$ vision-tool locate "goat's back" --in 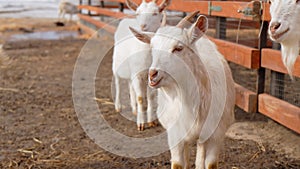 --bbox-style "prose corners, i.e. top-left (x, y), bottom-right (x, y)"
top-left (113, 19), bottom-right (152, 79)
top-left (195, 36), bottom-right (235, 141)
